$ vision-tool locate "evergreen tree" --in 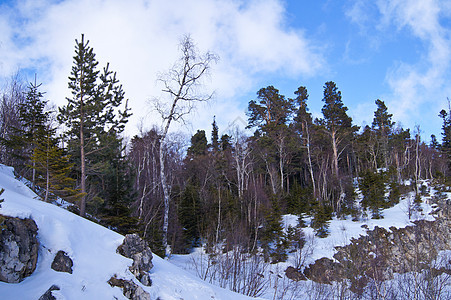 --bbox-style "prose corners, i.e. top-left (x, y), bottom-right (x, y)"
top-left (31, 128), bottom-right (81, 203)
top-left (311, 202), bottom-right (332, 237)
top-left (58, 34), bottom-right (131, 216)
top-left (178, 183), bottom-right (202, 250)
top-left (320, 81), bottom-right (358, 212)
top-left (247, 86), bottom-right (295, 194)
top-left (1, 79), bottom-right (48, 181)
top-left (372, 99), bottom-right (394, 169)
top-left (220, 134), bottom-right (231, 151)
top-left (211, 117), bottom-right (219, 152)
top-left (439, 99), bottom-right (451, 175)
top-left (321, 81), bottom-right (356, 178)
top-left (359, 170), bottom-right (386, 219)
top-left (187, 130), bottom-right (208, 157)
top-left (98, 144), bottom-right (138, 235)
